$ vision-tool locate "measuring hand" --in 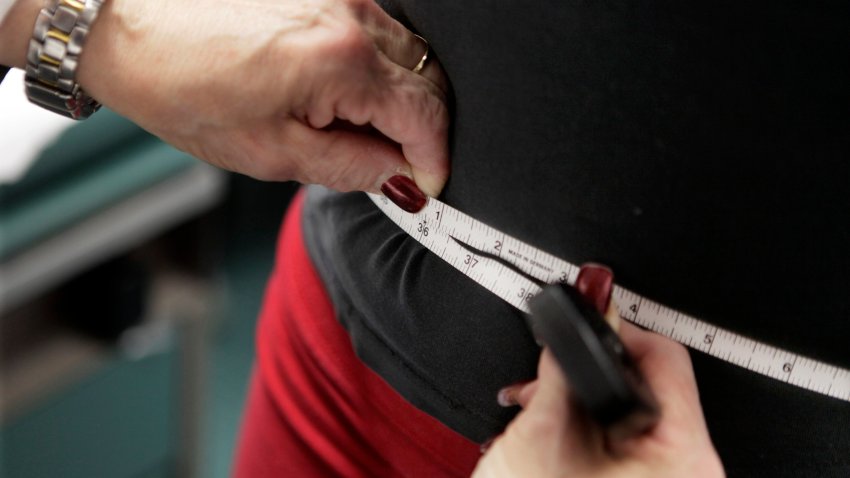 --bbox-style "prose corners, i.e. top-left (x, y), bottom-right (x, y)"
top-left (369, 193), bottom-right (850, 404)
top-left (527, 279), bottom-right (660, 440)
